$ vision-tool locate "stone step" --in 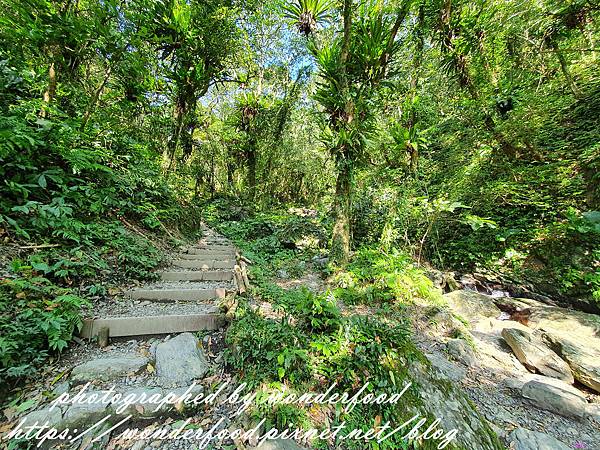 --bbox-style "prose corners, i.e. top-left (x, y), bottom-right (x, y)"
top-left (129, 287), bottom-right (226, 302)
top-left (159, 270), bottom-right (233, 281)
top-left (172, 259), bottom-right (235, 269)
top-left (80, 311), bottom-right (225, 339)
